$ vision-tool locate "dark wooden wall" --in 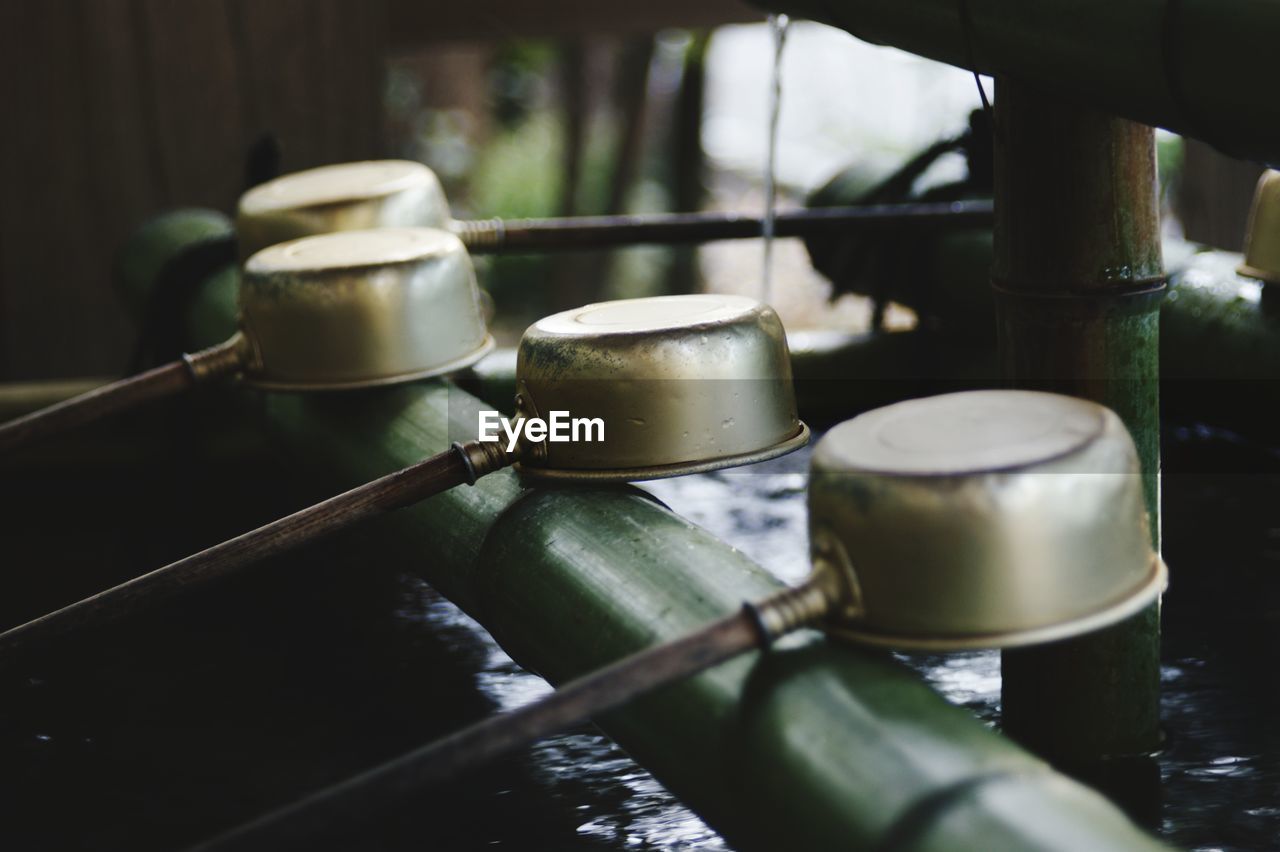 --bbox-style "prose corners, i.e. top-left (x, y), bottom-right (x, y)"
top-left (383, 0), bottom-right (755, 44)
top-left (0, 0), bottom-right (385, 380)
top-left (0, 0), bottom-right (759, 380)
